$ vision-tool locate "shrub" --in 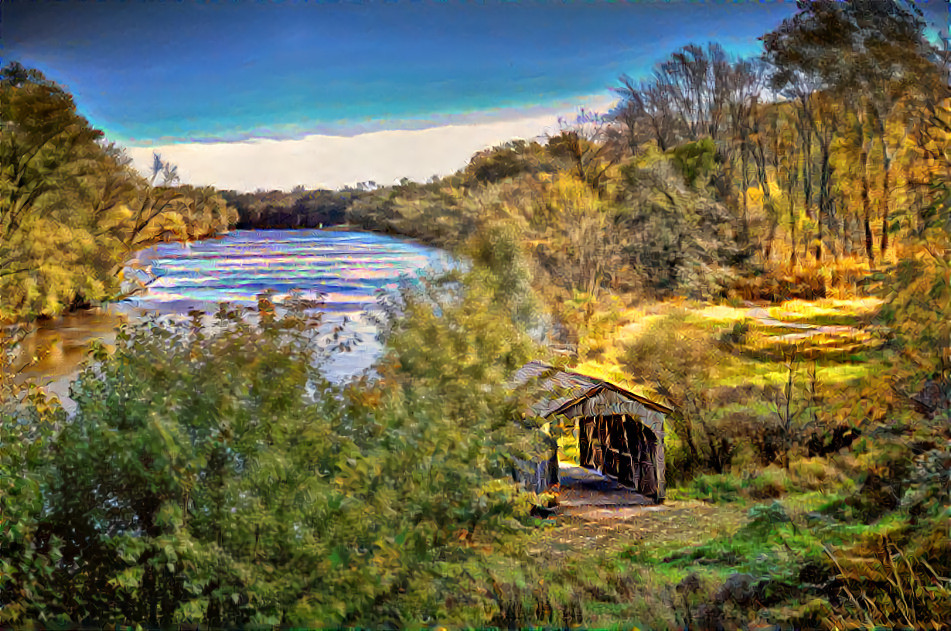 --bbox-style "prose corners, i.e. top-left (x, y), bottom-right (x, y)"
top-left (684, 473), bottom-right (744, 503)
top-left (0, 279), bottom-right (546, 626)
top-left (624, 311), bottom-right (740, 476)
top-left (746, 467), bottom-right (789, 499)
